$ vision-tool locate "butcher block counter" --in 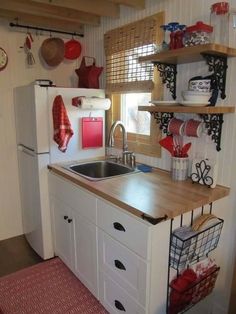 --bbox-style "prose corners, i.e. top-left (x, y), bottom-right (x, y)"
top-left (48, 163), bottom-right (230, 222)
